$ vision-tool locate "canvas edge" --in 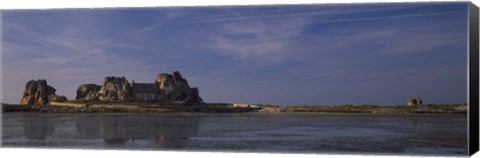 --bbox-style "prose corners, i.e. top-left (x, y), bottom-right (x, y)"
top-left (468, 1), bottom-right (480, 156)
